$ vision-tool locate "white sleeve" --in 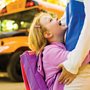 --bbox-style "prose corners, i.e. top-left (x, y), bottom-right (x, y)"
top-left (62, 0), bottom-right (90, 74)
